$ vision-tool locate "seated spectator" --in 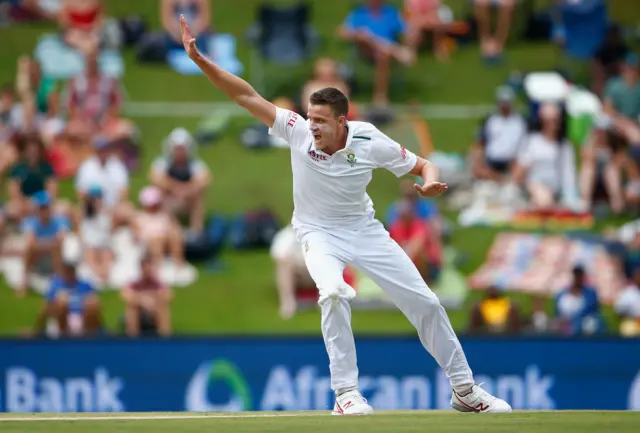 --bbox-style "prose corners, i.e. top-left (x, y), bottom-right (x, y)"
top-left (468, 286), bottom-right (521, 334)
top-left (19, 191), bottom-right (70, 297)
top-left (615, 268), bottom-right (640, 337)
top-left (528, 295), bottom-right (550, 334)
top-left (473, 0), bottom-right (516, 60)
top-left (134, 186), bottom-right (185, 269)
top-left (78, 185), bottom-right (112, 284)
top-left (75, 136), bottom-right (133, 228)
top-left (65, 52), bottom-right (134, 151)
top-left (337, 0), bottom-right (415, 106)
top-left (6, 134), bottom-right (57, 221)
top-left (405, 0), bottom-right (461, 62)
top-left (121, 254), bottom-right (173, 337)
top-left (59, 0), bottom-right (104, 56)
top-left (470, 86), bottom-right (527, 182)
top-left (270, 224), bottom-right (316, 319)
top-left (591, 24), bottom-right (629, 97)
top-left (579, 114), bottom-right (640, 214)
top-left (389, 200), bottom-right (442, 284)
top-left (386, 179), bottom-right (440, 230)
top-left (604, 53), bottom-right (640, 148)
top-left (300, 58), bottom-right (360, 120)
top-left (32, 259), bottom-right (102, 337)
top-left (15, 56), bottom-right (64, 147)
top-left (161, 0), bottom-right (211, 56)
top-left (150, 128), bottom-right (211, 235)
top-left (511, 103), bottom-right (578, 211)
top-left (0, 83), bottom-right (20, 176)
top-left (554, 265), bottom-right (605, 336)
